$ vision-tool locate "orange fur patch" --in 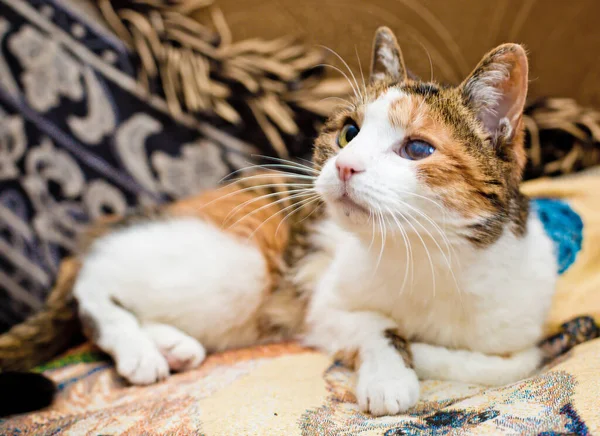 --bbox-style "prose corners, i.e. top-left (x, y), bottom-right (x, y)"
top-left (387, 93), bottom-right (501, 219)
top-left (167, 173), bottom-right (294, 279)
